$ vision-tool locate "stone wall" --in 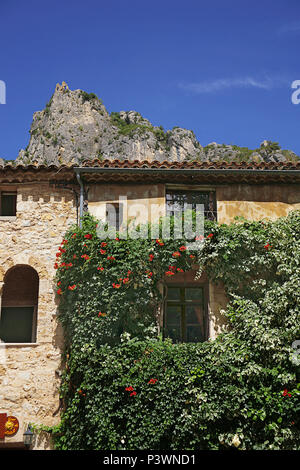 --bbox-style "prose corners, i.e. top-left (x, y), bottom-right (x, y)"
top-left (0, 183), bottom-right (77, 449)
